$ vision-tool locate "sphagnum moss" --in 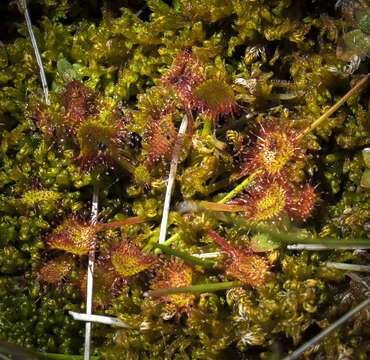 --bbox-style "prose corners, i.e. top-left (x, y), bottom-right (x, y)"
top-left (0, 1), bottom-right (369, 359)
